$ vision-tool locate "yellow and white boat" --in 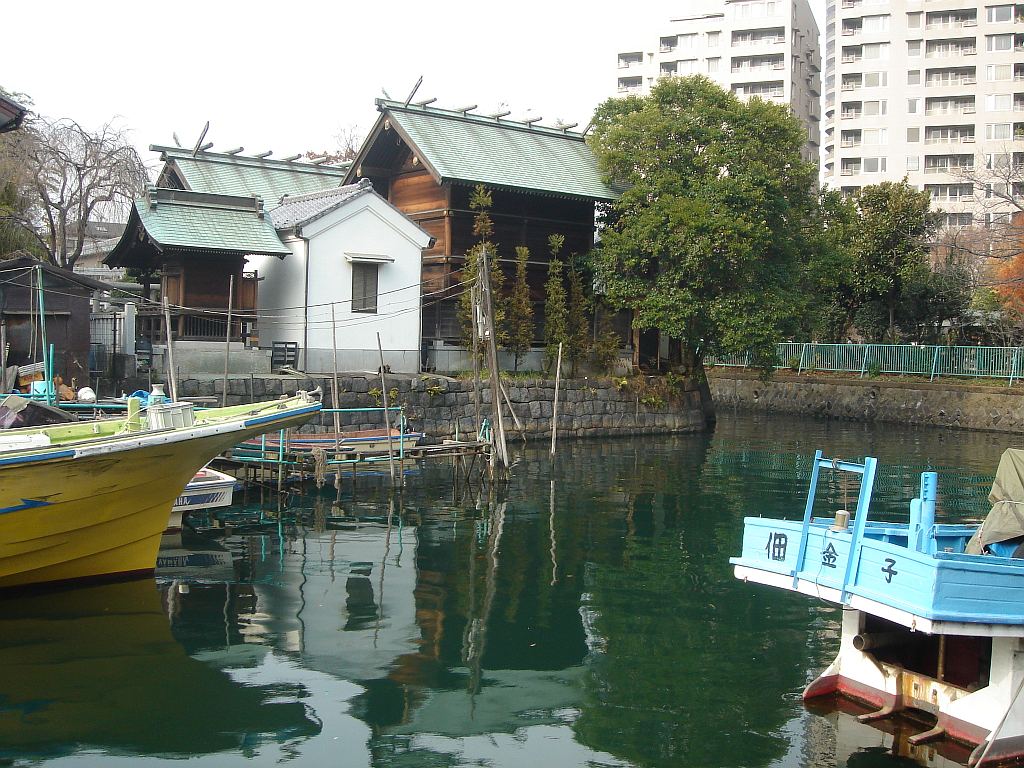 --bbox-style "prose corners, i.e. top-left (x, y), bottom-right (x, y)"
top-left (0, 392), bottom-right (321, 589)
